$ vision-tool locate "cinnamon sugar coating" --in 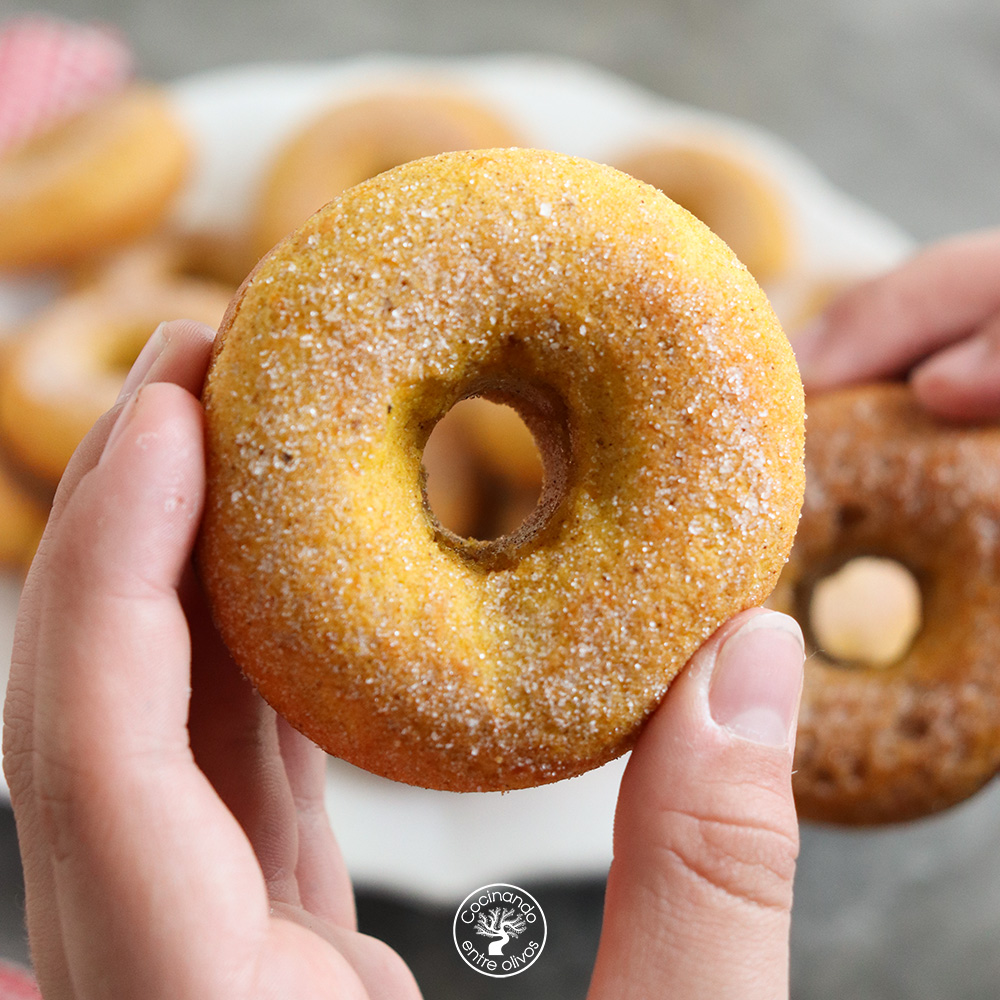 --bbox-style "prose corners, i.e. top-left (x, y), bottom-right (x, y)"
top-left (771, 384), bottom-right (1000, 824)
top-left (198, 148), bottom-right (804, 791)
